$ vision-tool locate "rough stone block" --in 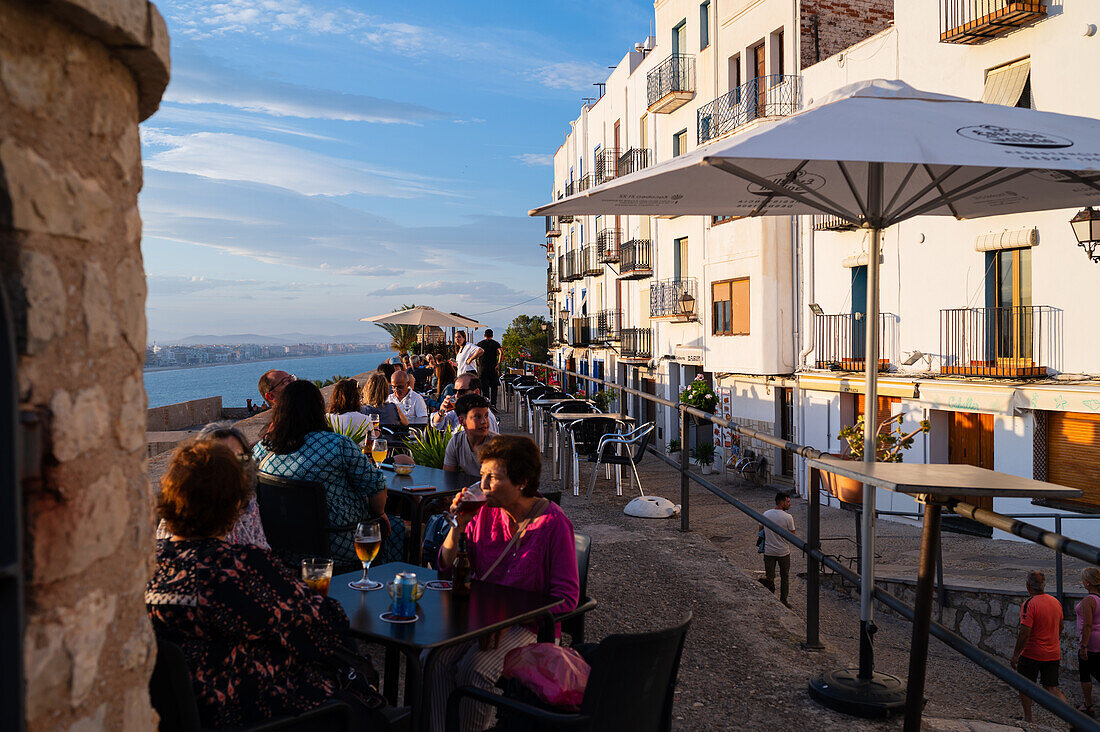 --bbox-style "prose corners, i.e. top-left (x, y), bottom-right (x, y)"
top-left (959, 612), bottom-right (983, 645)
top-left (20, 249), bottom-right (67, 354)
top-left (43, 0), bottom-right (149, 47)
top-left (50, 386), bottom-right (110, 461)
top-left (83, 260), bottom-right (118, 347)
top-left (118, 376), bottom-right (147, 451)
top-left (115, 256), bottom-right (147, 358)
top-left (987, 627), bottom-right (1016, 657)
